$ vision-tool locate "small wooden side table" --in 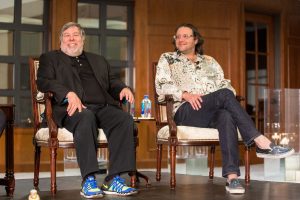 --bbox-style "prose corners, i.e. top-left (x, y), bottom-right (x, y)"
top-left (0, 104), bottom-right (15, 197)
top-left (130, 117), bottom-right (155, 187)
